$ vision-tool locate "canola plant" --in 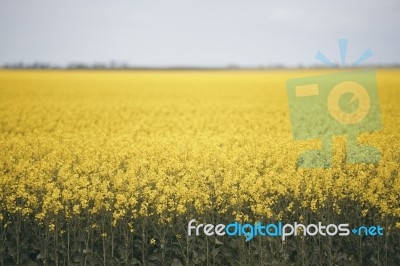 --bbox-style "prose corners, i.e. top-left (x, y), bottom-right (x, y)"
top-left (0, 70), bottom-right (399, 265)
